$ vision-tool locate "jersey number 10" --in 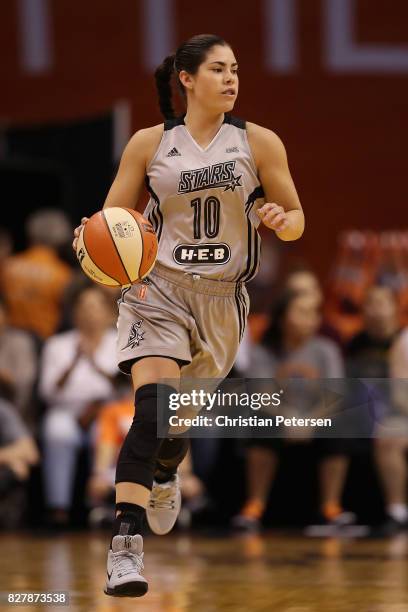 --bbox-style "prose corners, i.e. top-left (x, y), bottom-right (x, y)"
top-left (191, 196), bottom-right (220, 239)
